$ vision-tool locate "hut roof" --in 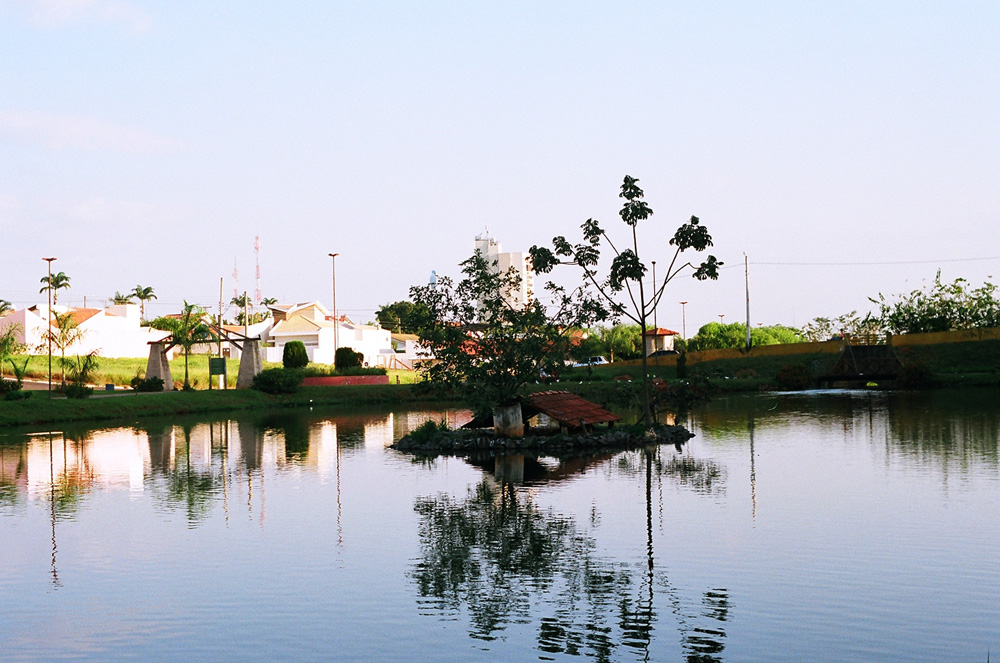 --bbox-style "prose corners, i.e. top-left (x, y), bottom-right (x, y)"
top-left (526, 391), bottom-right (621, 427)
